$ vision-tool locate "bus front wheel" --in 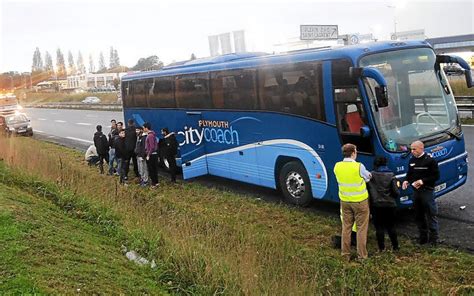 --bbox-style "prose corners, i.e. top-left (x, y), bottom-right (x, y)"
top-left (278, 161), bottom-right (312, 206)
